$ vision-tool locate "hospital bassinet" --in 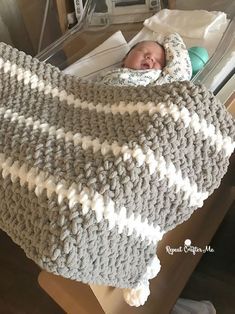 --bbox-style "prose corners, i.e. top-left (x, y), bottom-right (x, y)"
top-left (37, 0), bottom-right (235, 94)
top-left (1, 1), bottom-right (234, 313)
